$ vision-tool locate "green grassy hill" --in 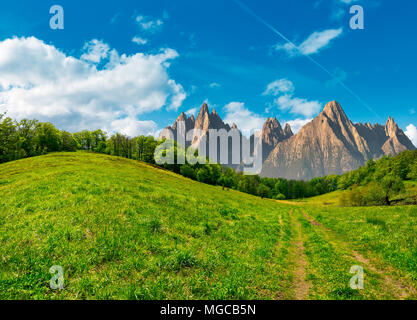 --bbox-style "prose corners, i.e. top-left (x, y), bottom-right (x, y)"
top-left (1, 152), bottom-right (416, 300)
